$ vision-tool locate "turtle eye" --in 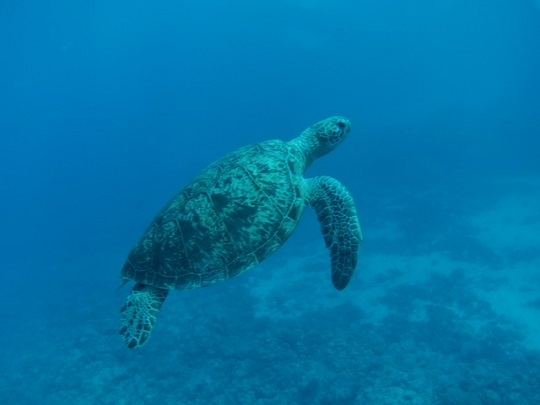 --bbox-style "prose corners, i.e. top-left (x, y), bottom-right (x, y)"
top-left (336, 122), bottom-right (346, 130)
